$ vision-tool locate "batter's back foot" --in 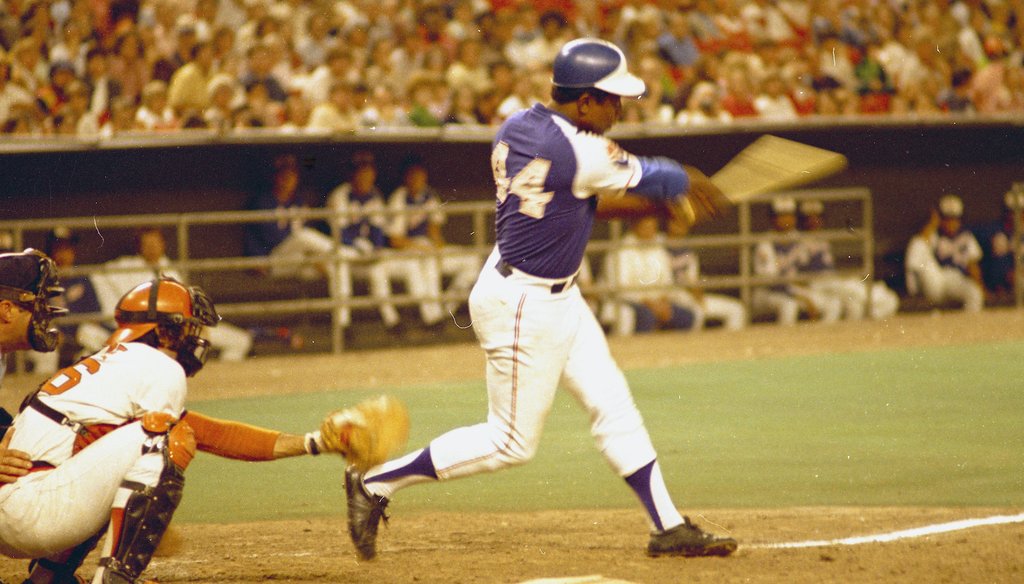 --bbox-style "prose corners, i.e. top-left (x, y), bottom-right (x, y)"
top-left (646, 517), bottom-right (737, 558)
